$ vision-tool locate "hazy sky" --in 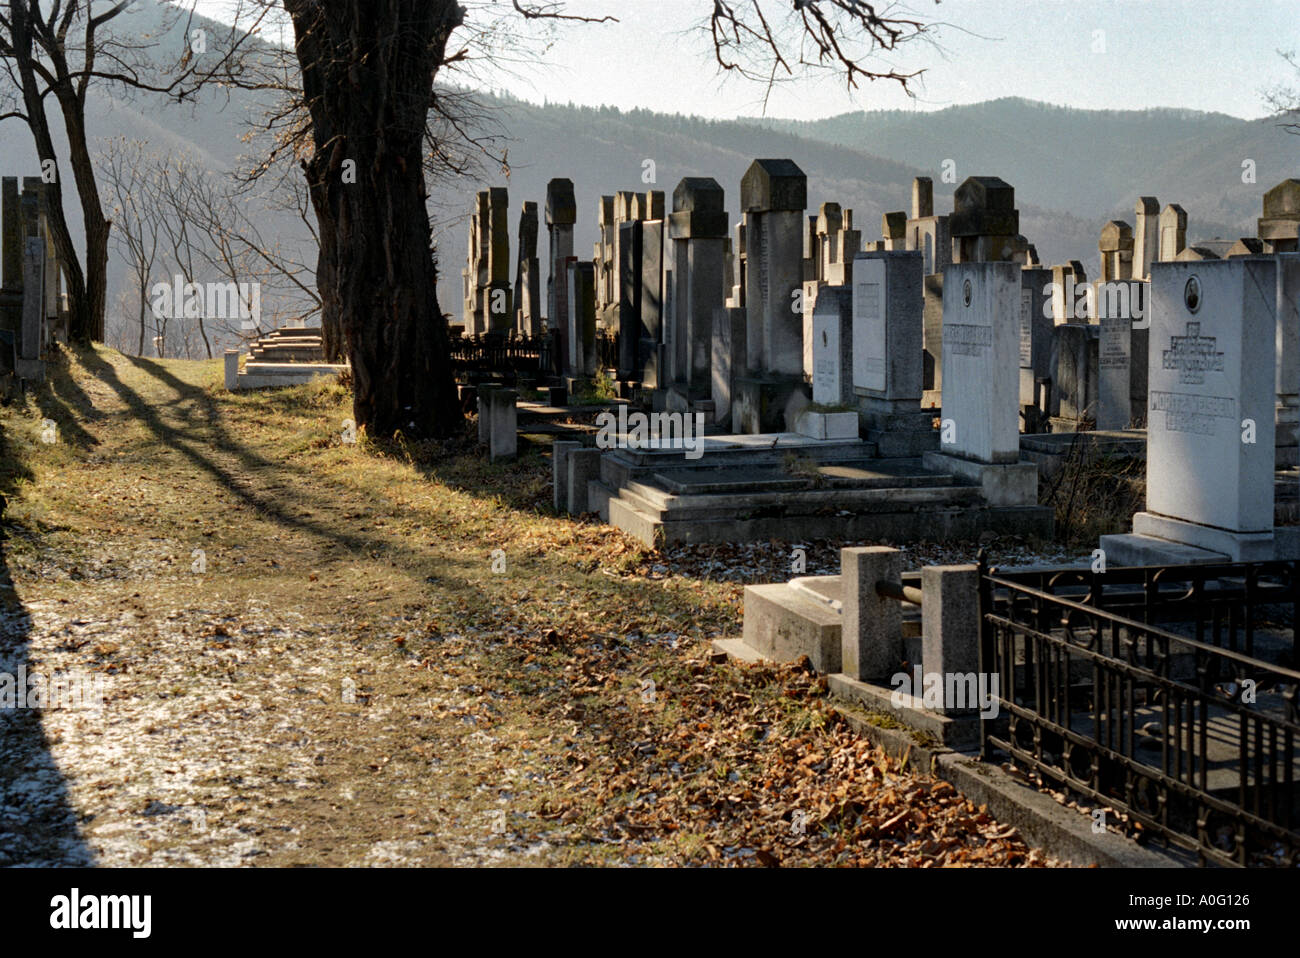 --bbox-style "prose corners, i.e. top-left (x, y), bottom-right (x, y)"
top-left (200, 0), bottom-right (1300, 120)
